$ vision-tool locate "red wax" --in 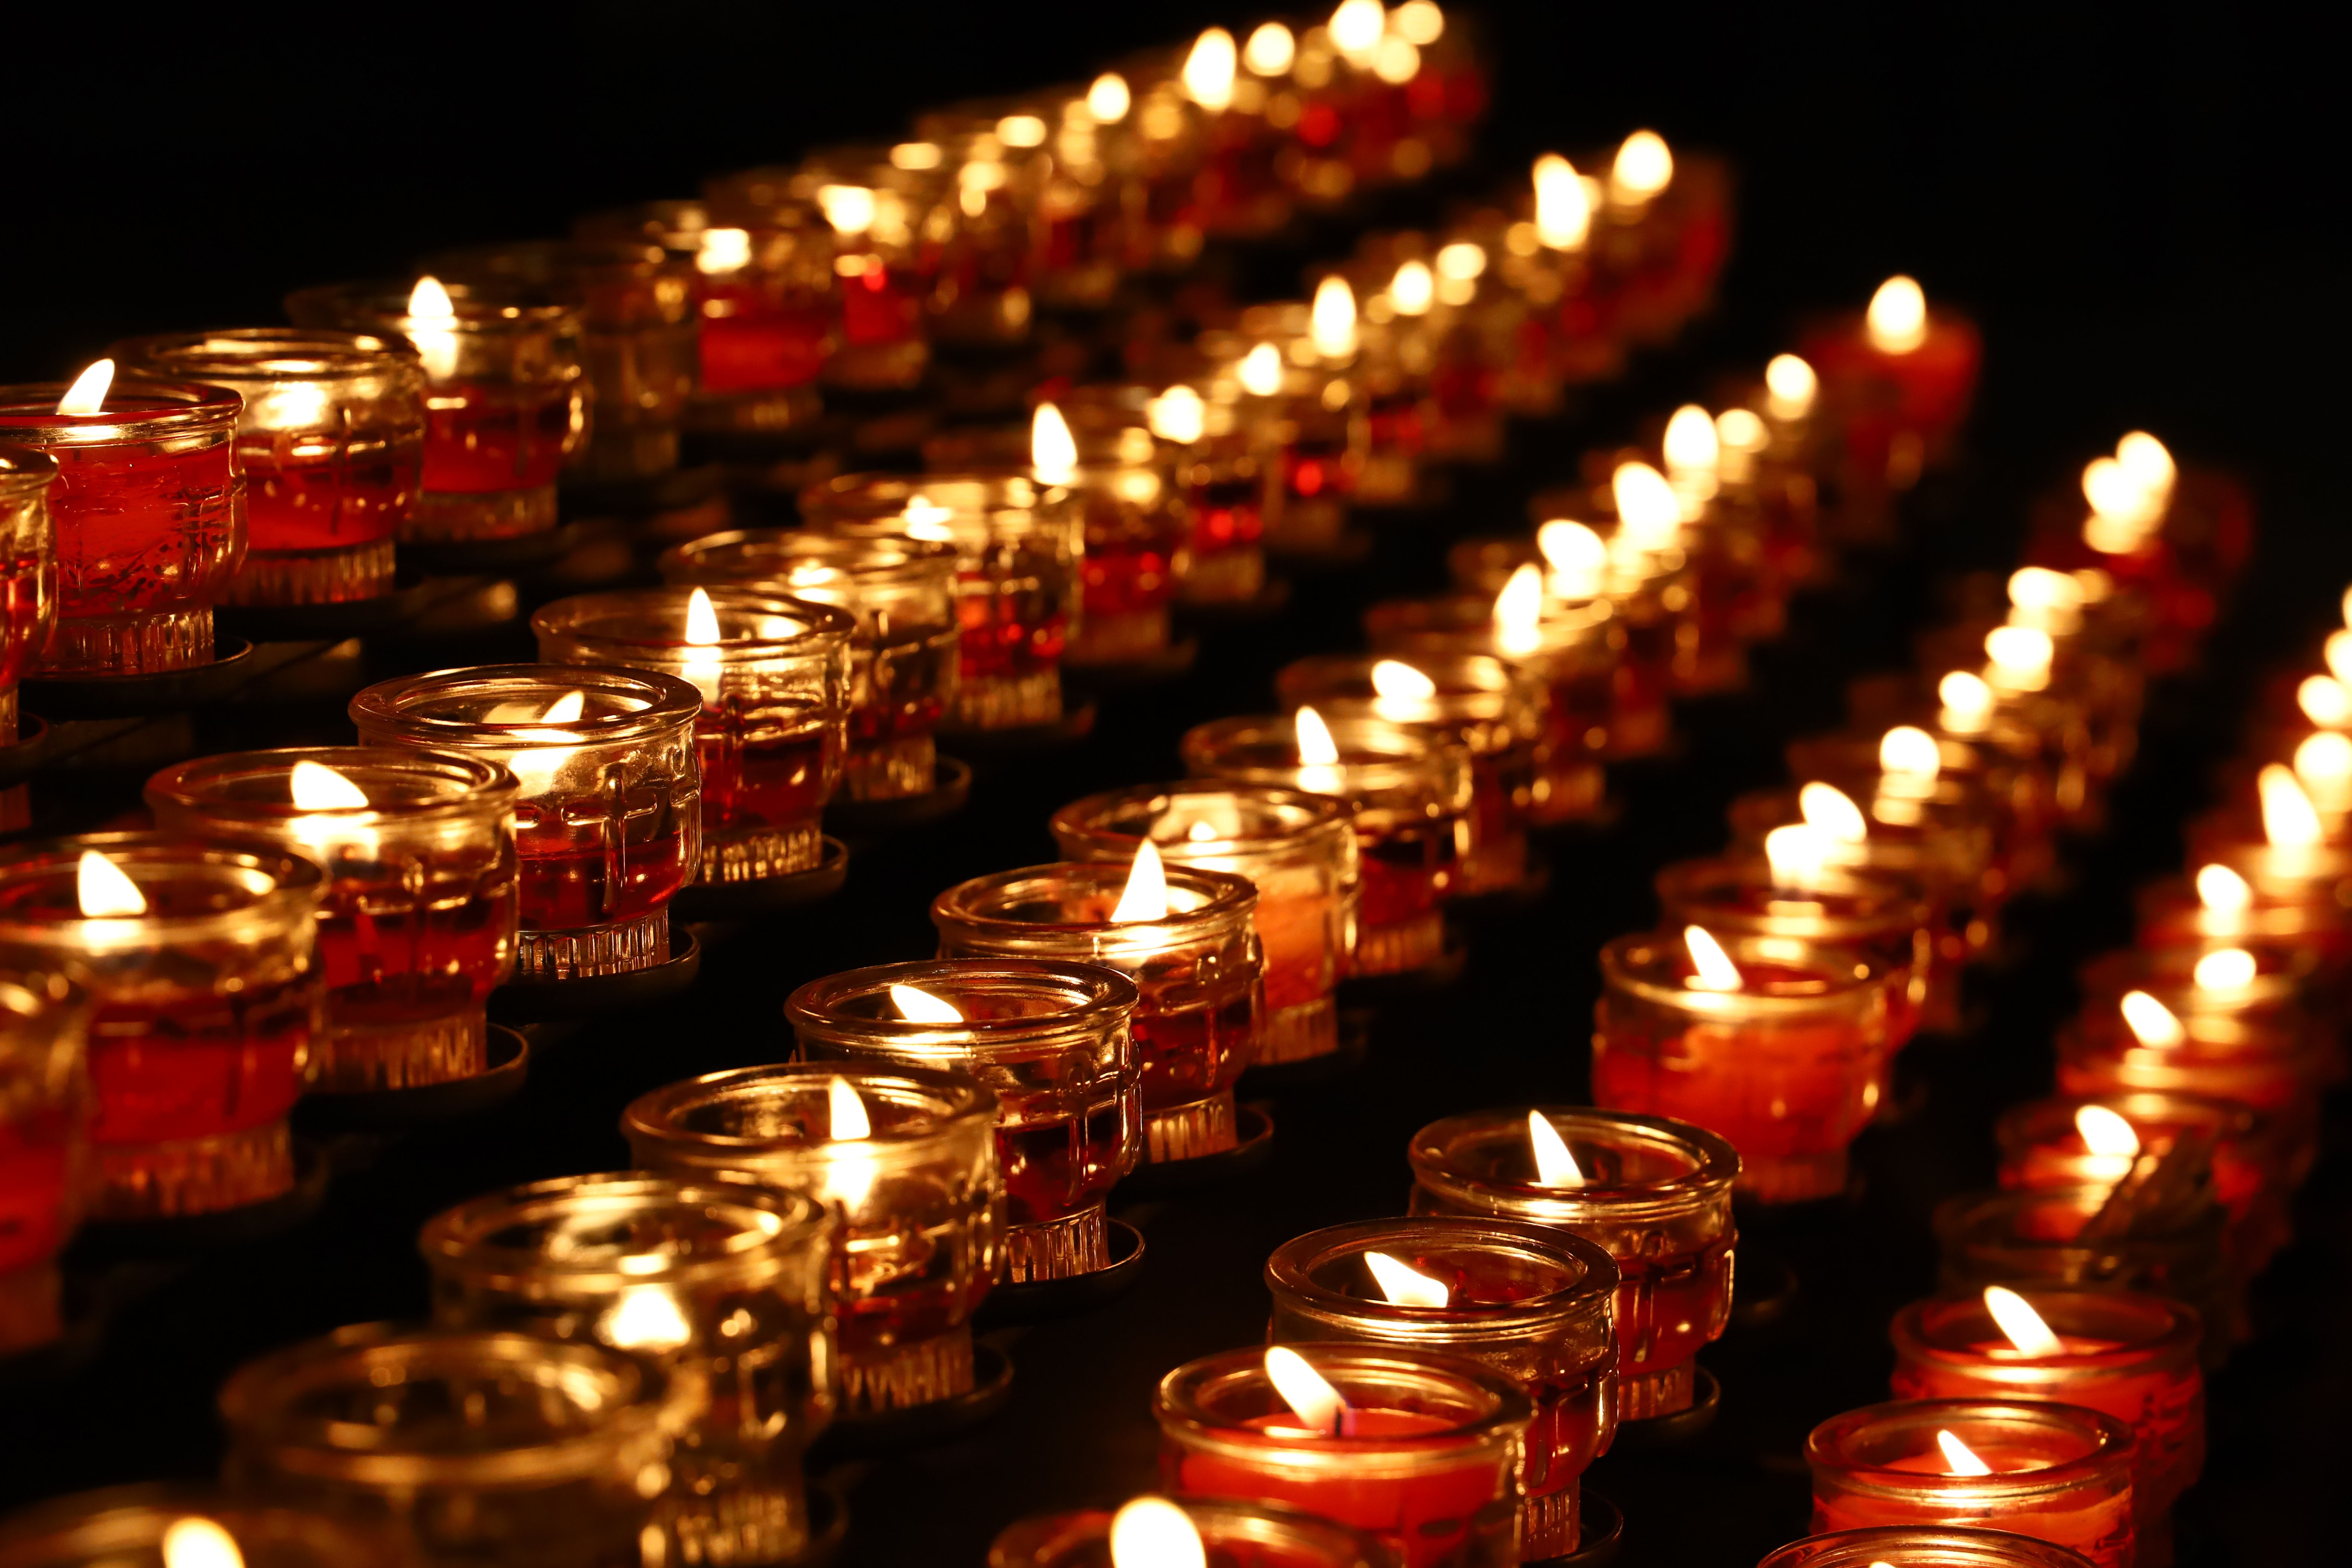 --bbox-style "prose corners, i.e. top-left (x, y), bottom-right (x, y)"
top-left (837, 264), bottom-right (923, 348)
top-left (313, 876), bottom-right (511, 1035)
top-left (1079, 537), bottom-right (1177, 626)
top-left (28, 438), bottom-right (237, 624)
top-left (998, 1098), bottom-right (1129, 1228)
top-left (1133, 987), bottom-right (1256, 1113)
top-left (698, 285), bottom-right (830, 392)
top-left (1282, 435), bottom-right (1357, 505)
top-left (85, 977), bottom-right (312, 1147)
top-left (697, 705), bottom-right (838, 836)
top-left (1802, 315), bottom-right (1983, 444)
top-left (957, 582), bottom-right (1066, 688)
top-left (0, 1117), bottom-right (73, 1272)
top-left (513, 814), bottom-right (691, 931)
top-left (0, 546), bottom-right (44, 689)
top-left (238, 426), bottom-right (416, 553)
top-left (1359, 835), bottom-right (1446, 927)
top-left (420, 381), bottom-right (572, 495)
top-left (1182, 471), bottom-right (1266, 560)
